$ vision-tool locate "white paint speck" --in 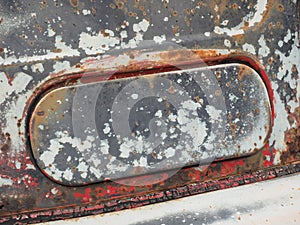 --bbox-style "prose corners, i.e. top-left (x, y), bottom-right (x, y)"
top-left (242, 43), bottom-right (256, 55)
top-left (0, 72), bottom-right (32, 105)
top-left (131, 93), bottom-right (138, 99)
top-left (82, 9), bottom-right (91, 15)
top-left (0, 177), bottom-right (13, 187)
top-left (53, 61), bottom-right (71, 73)
top-left (51, 188), bottom-right (58, 195)
top-left (224, 39), bottom-right (231, 48)
top-left (63, 168), bottom-right (73, 181)
top-left (31, 63), bottom-right (44, 73)
top-left (103, 123), bottom-right (111, 134)
top-left (79, 31), bottom-right (120, 55)
top-left (221, 20), bottom-right (229, 26)
top-left (258, 35), bottom-right (270, 57)
top-left (204, 32), bottom-right (210, 37)
top-left (153, 35), bottom-right (166, 44)
top-left (155, 110), bottom-right (163, 118)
